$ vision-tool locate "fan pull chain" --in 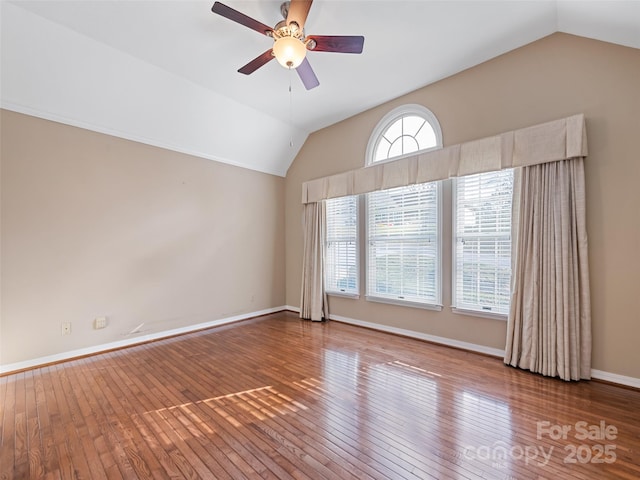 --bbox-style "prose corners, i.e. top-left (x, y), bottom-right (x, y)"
top-left (289, 67), bottom-right (294, 148)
